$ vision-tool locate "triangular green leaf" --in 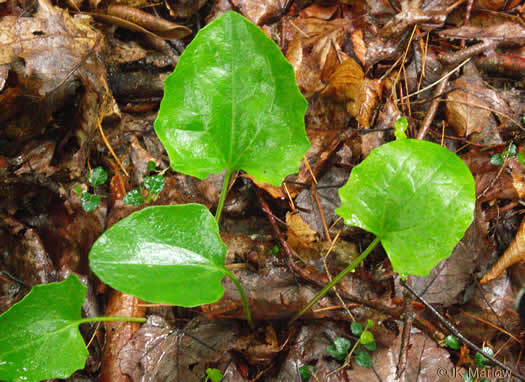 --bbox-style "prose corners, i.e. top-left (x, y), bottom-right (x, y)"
top-left (0, 275), bottom-right (88, 382)
top-left (336, 139), bottom-right (475, 277)
top-left (154, 11), bottom-right (309, 186)
top-left (89, 204), bottom-right (227, 306)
